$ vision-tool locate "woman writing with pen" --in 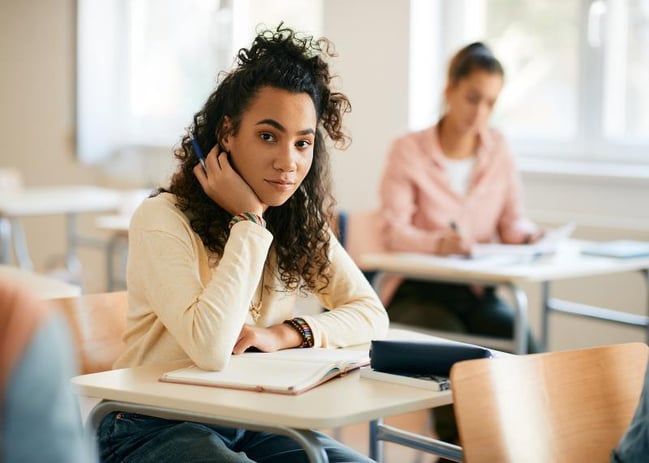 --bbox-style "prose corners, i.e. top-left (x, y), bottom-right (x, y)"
top-left (378, 42), bottom-right (541, 453)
